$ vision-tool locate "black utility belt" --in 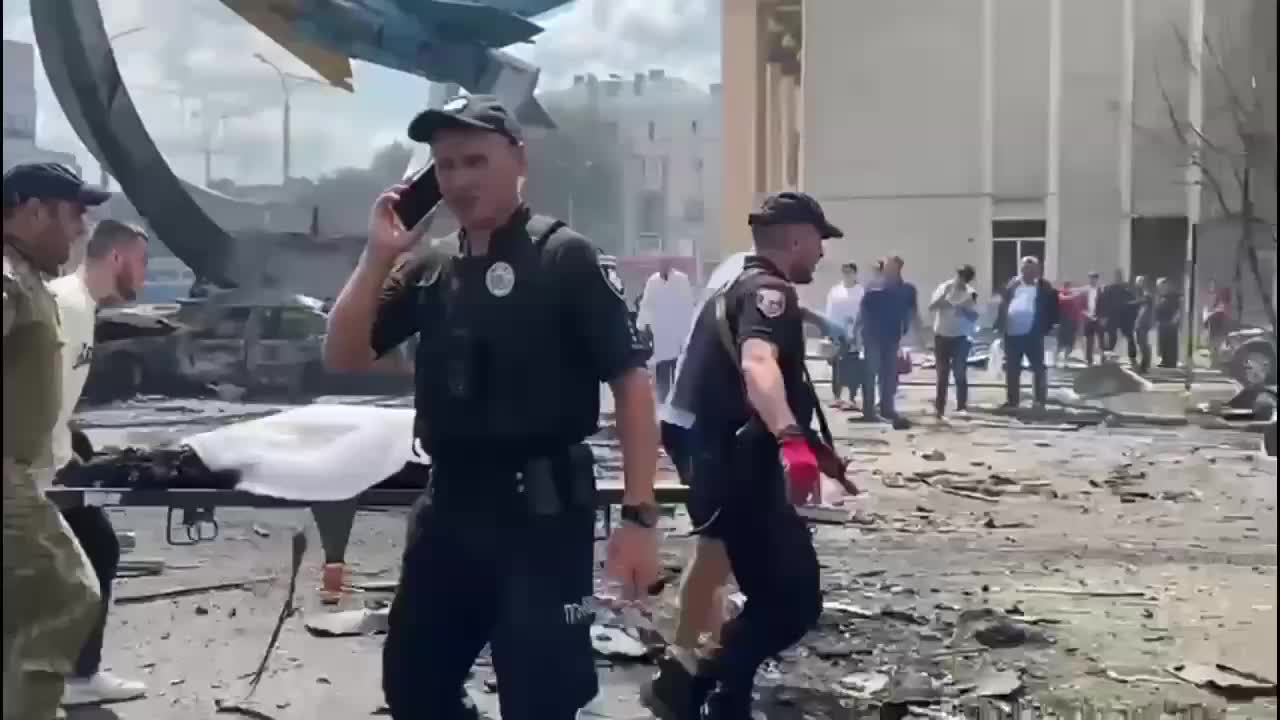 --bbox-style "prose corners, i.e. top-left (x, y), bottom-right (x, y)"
top-left (430, 443), bottom-right (597, 517)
